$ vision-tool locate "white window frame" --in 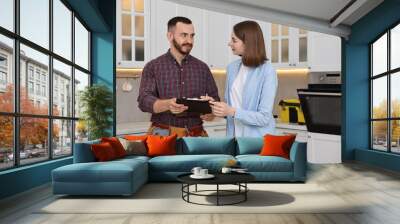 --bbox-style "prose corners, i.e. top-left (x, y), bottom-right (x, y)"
top-left (116, 0), bottom-right (150, 68)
